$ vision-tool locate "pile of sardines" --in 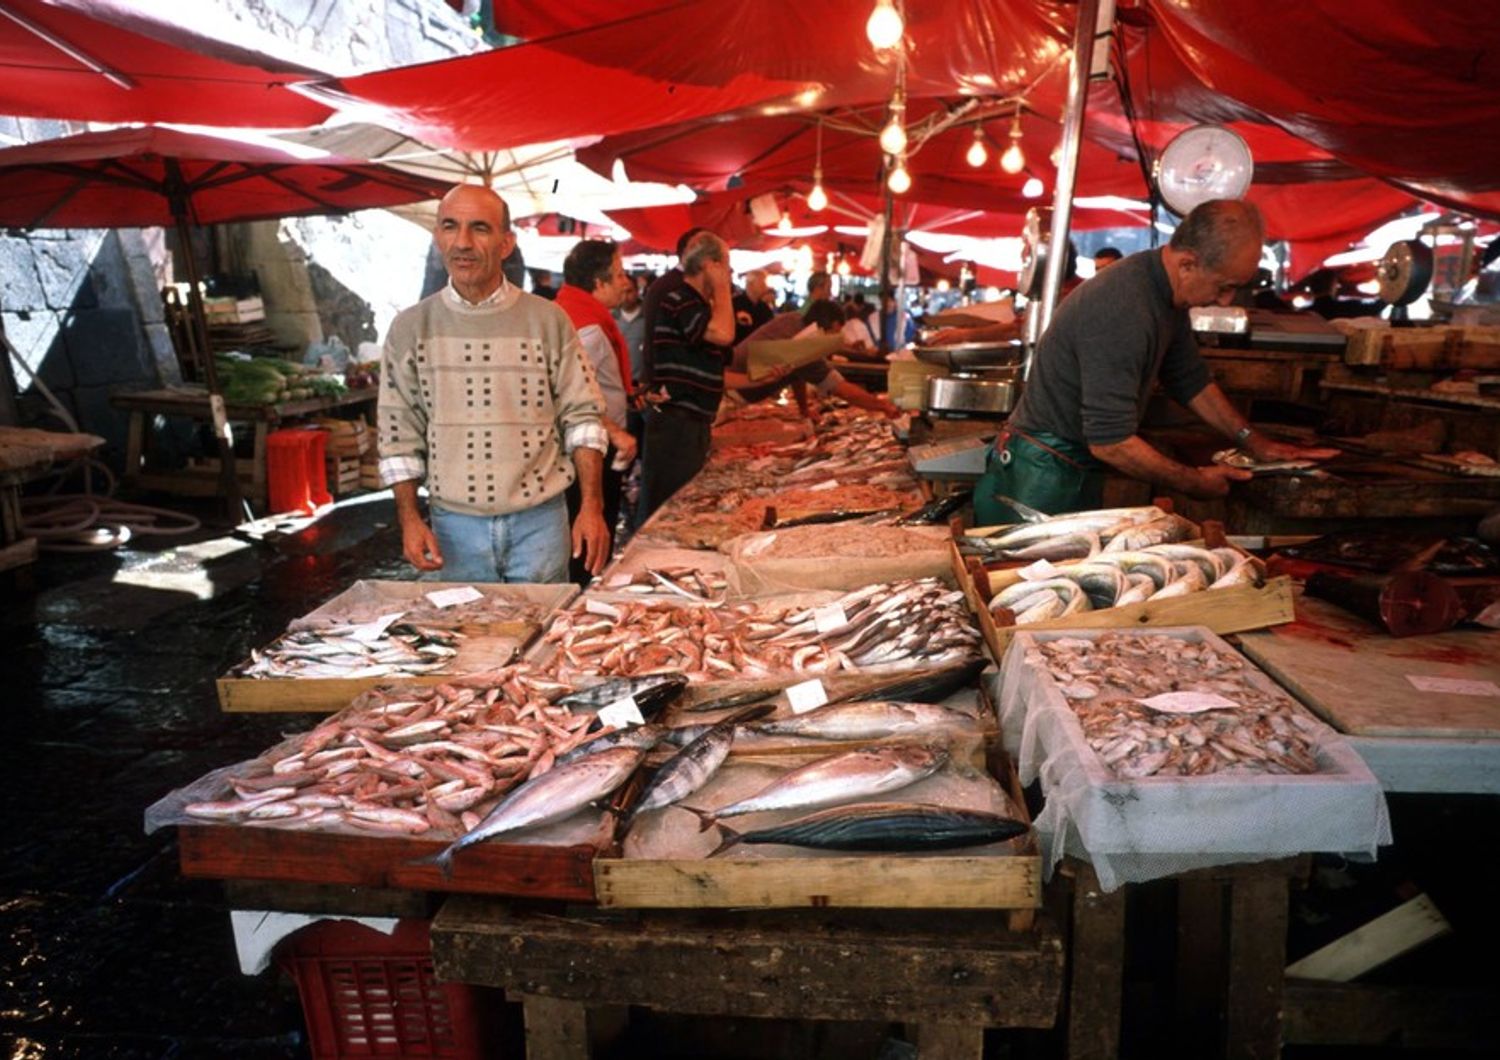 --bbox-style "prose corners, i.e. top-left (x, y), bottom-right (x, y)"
top-left (236, 620), bottom-right (463, 680)
top-left (542, 578), bottom-right (983, 679)
top-left (1024, 632), bottom-right (1324, 779)
top-left (964, 506), bottom-right (1265, 624)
